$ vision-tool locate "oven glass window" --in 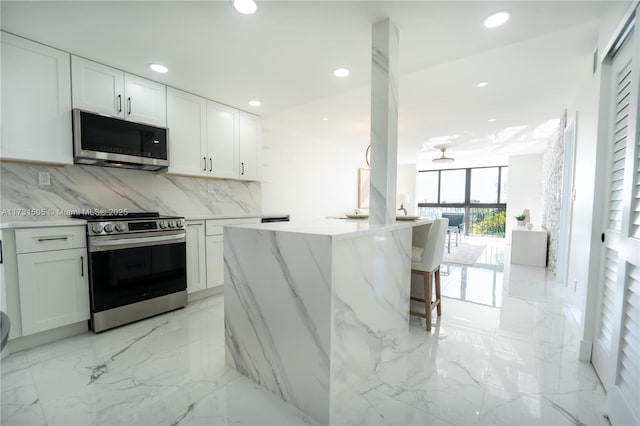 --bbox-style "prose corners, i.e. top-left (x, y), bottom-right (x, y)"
top-left (89, 243), bottom-right (186, 312)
